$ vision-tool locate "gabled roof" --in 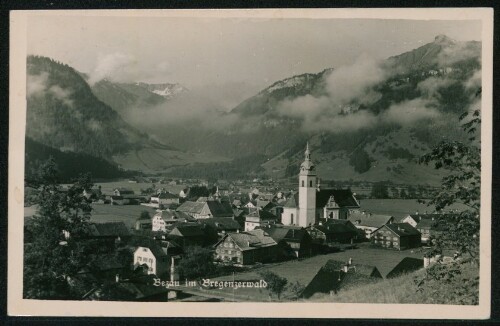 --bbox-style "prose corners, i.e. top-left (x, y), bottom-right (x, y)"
top-left (283, 193), bottom-right (299, 208)
top-left (88, 222), bottom-right (130, 237)
top-left (314, 222), bottom-right (358, 235)
top-left (245, 209), bottom-right (278, 222)
top-left (158, 192), bottom-right (178, 199)
top-left (199, 217), bottom-right (241, 231)
top-left (263, 225), bottom-right (309, 243)
top-left (348, 212), bottom-right (393, 228)
top-left (176, 201), bottom-right (207, 214)
top-left (383, 223), bottom-right (421, 237)
top-left (206, 200), bottom-right (234, 217)
top-left (170, 224), bottom-right (205, 237)
top-left (316, 189), bottom-right (359, 208)
top-left (218, 229), bottom-right (277, 251)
